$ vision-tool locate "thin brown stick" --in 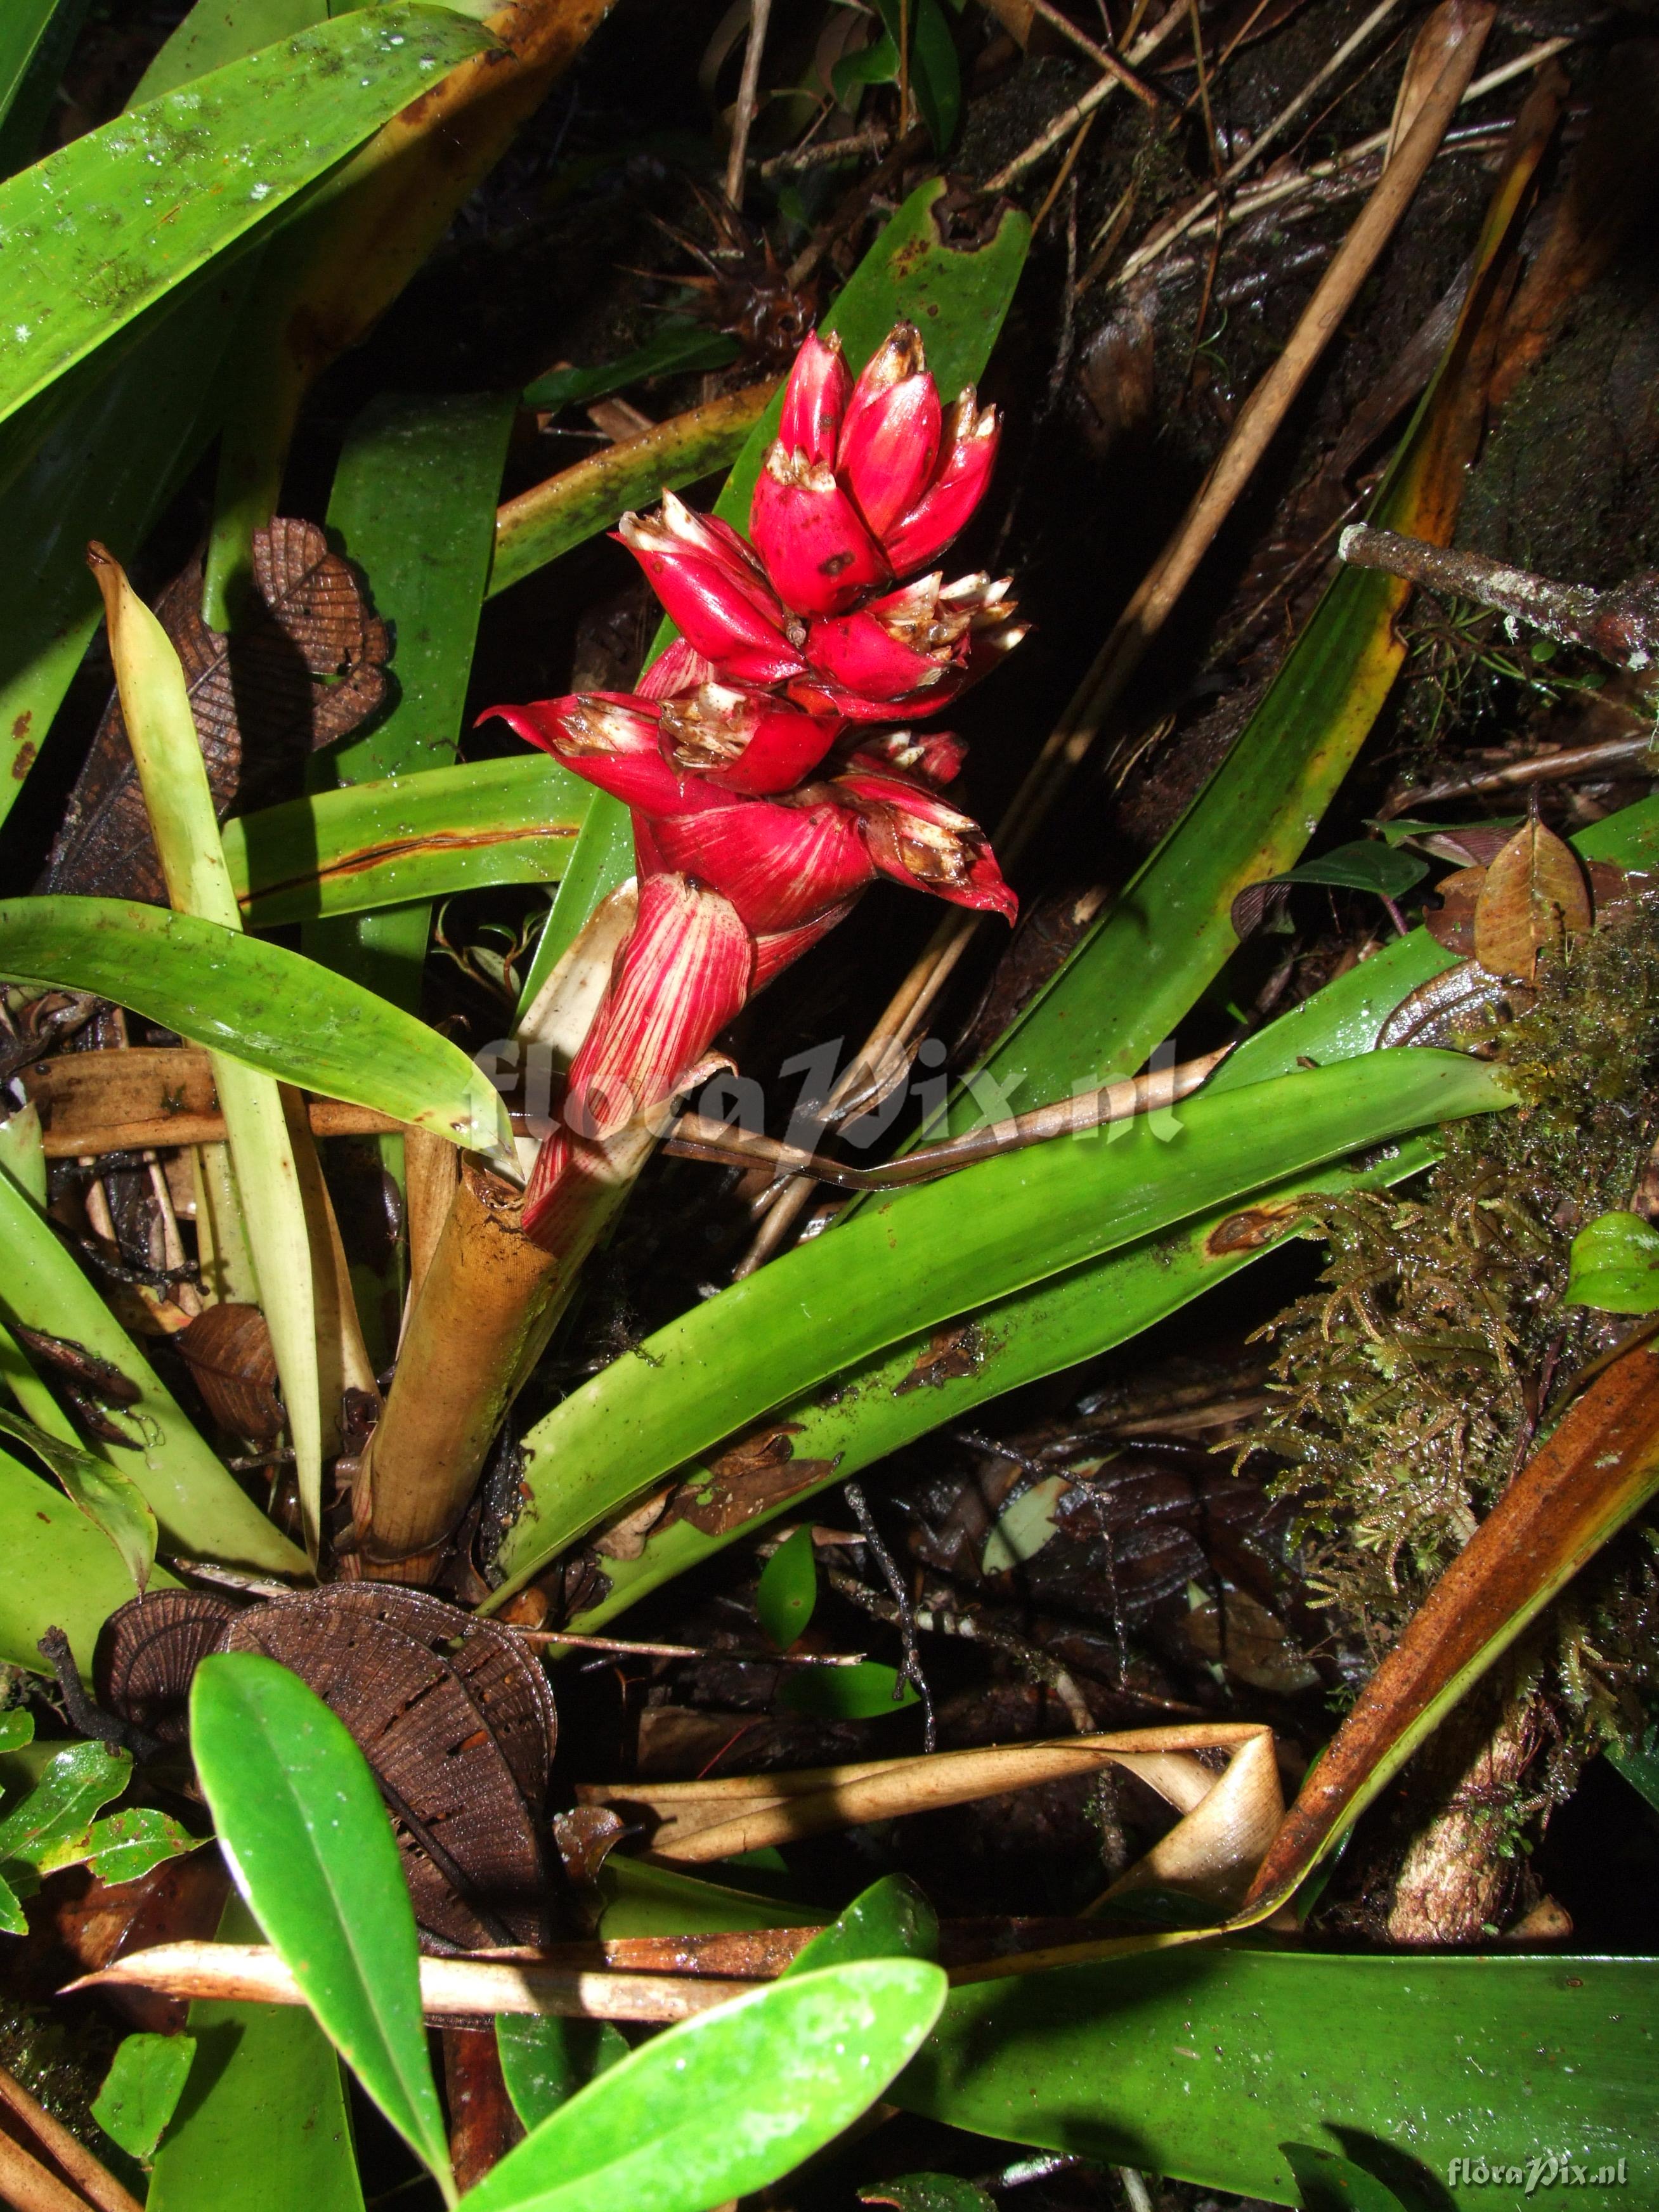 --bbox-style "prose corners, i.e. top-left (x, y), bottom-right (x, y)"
top-left (1032, 110), bottom-right (1098, 234)
top-left (1103, 33), bottom-right (1571, 295)
top-left (0, 2066), bottom-right (140, 2212)
top-left (34, 1101), bottom-right (403, 1159)
top-left (1096, 0), bottom-right (1410, 277)
top-left (723, 0), bottom-right (773, 205)
top-left (1017, 0), bottom-right (1164, 109)
top-left (737, 7), bottom-right (1493, 1276)
top-left (1340, 523), bottom-right (1659, 670)
top-left (0, 2128), bottom-right (95, 2212)
top-left (675, 1046), bottom-right (1226, 1193)
top-left (984, 0), bottom-right (1189, 188)
top-left (510, 1626), bottom-right (868, 1665)
top-left (1384, 733), bottom-right (1658, 812)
